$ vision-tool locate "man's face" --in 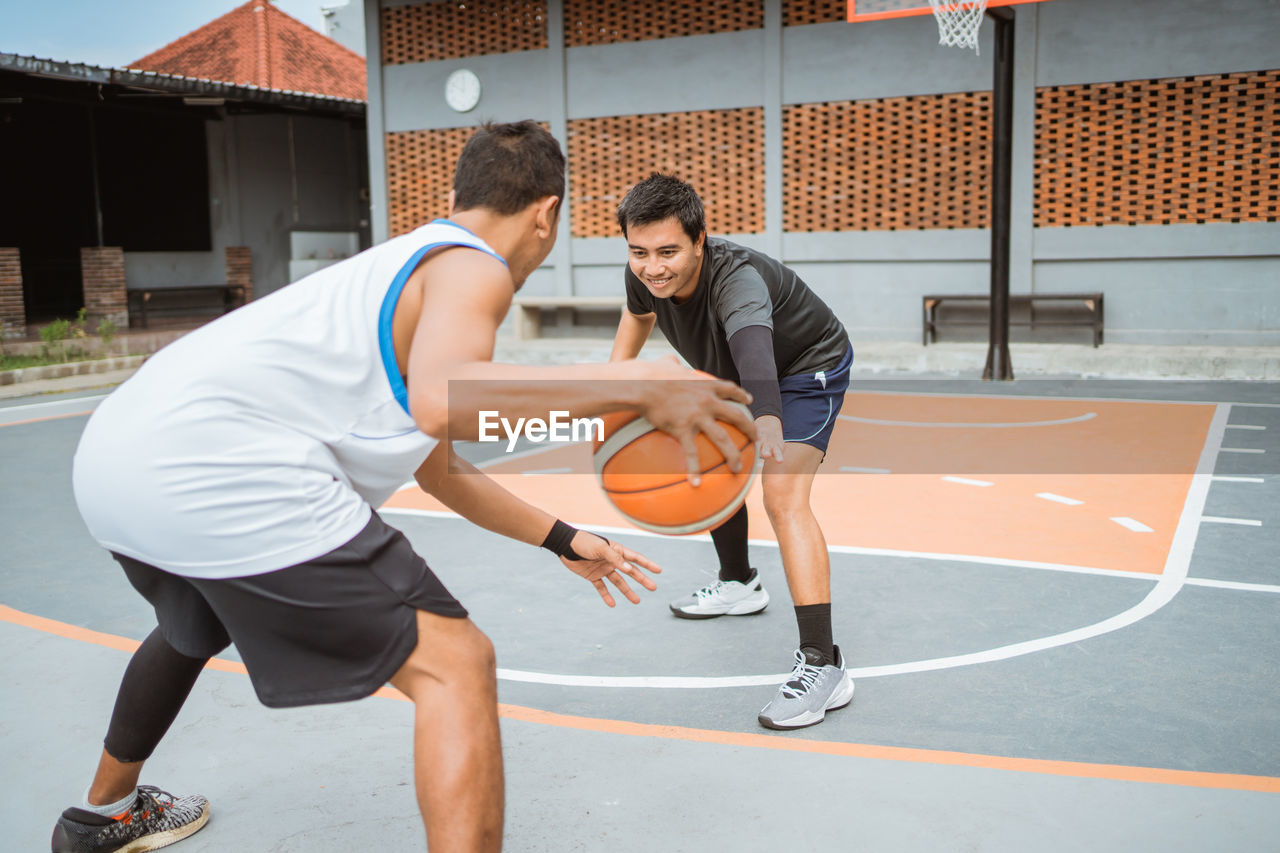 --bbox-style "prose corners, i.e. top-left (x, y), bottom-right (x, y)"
top-left (626, 216), bottom-right (703, 303)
